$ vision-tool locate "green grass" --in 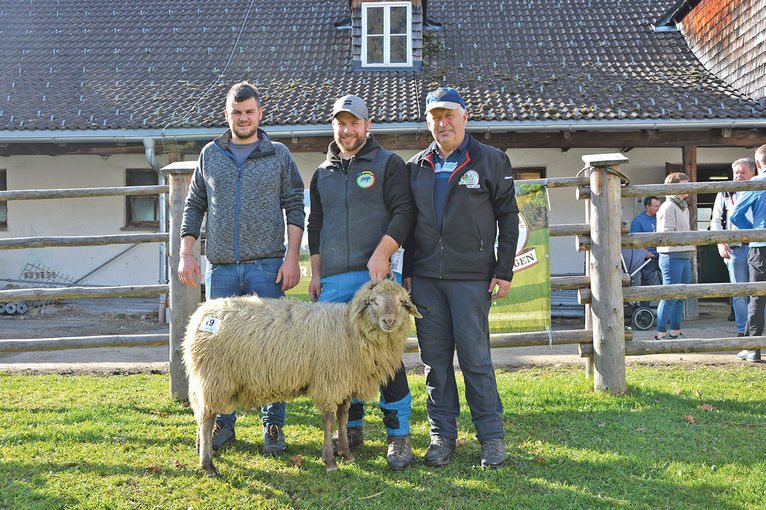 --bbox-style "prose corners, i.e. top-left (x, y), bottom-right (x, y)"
top-left (2, 366), bottom-right (765, 509)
